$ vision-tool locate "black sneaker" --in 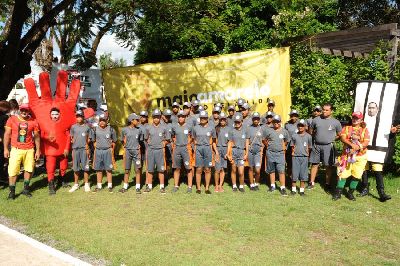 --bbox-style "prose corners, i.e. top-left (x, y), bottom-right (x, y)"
top-left (118, 188), bottom-right (127, 193)
top-left (205, 190), bottom-right (211, 195)
top-left (299, 192), bottom-right (305, 196)
top-left (232, 187), bottom-right (238, 192)
top-left (187, 187), bottom-right (192, 193)
top-left (254, 185), bottom-right (260, 191)
top-left (7, 190), bottom-right (15, 200)
top-left (172, 186), bottom-right (179, 193)
top-left (306, 184), bottom-right (314, 190)
top-left (239, 187), bottom-right (245, 193)
top-left (92, 187), bottom-right (102, 193)
top-left (280, 188), bottom-right (288, 196)
top-left (143, 185), bottom-right (151, 193)
top-left (290, 190), bottom-right (296, 196)
top-left (62, 182), bottom-right (71, 188)
top-left (49, 181), bottom-right (56, 195)
top-left (136, 188), bottom-right (141, 194)
top-left (250, 186), bottom-right (256, 191)
top-left (108, 187), bottom-right (113, 193)
top-left (21, 188), bottom-right (32, 198)
top-left (268, 186), bottom-right (276, 193)
top-left (160, 188), bottom-right (166, 194)
top-left (196, 189), bottom-right (201, 194)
